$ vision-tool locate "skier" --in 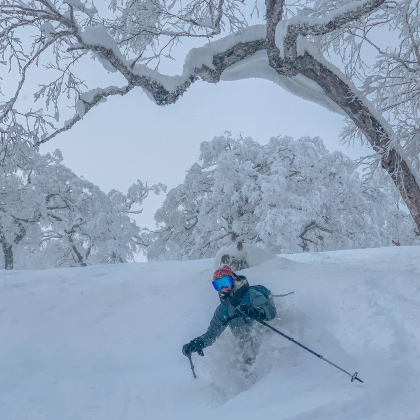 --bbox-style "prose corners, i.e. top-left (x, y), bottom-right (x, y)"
top-left (182, 265), bottom-right (276, 367)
